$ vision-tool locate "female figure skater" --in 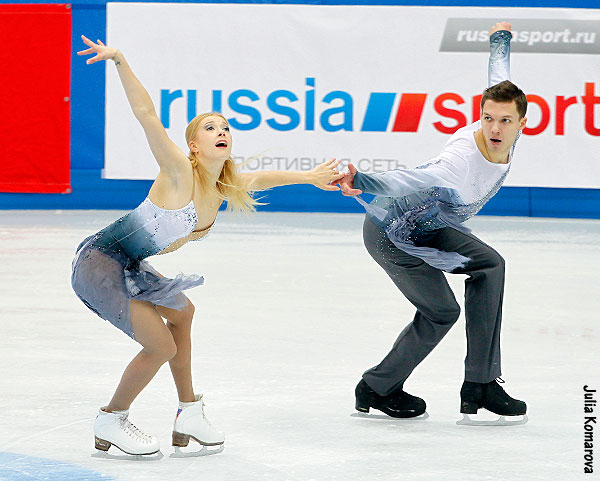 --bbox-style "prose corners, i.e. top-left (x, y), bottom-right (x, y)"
top-left (73, 36), bottom-right (343, 457)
